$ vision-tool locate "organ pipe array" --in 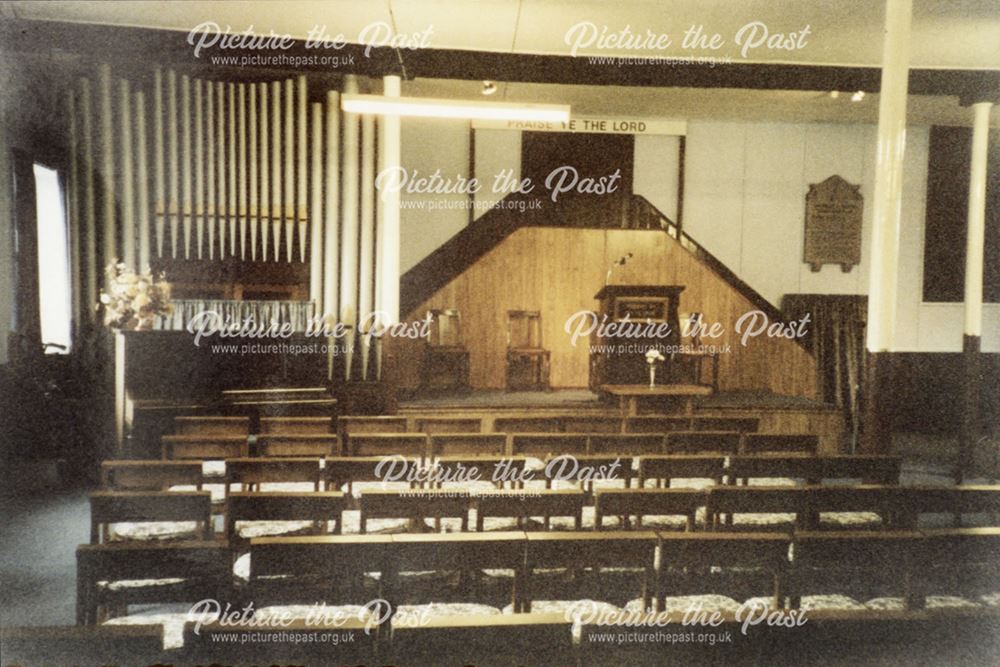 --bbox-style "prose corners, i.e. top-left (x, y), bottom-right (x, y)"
top-left (65, 66), bottom-right (402, 380)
